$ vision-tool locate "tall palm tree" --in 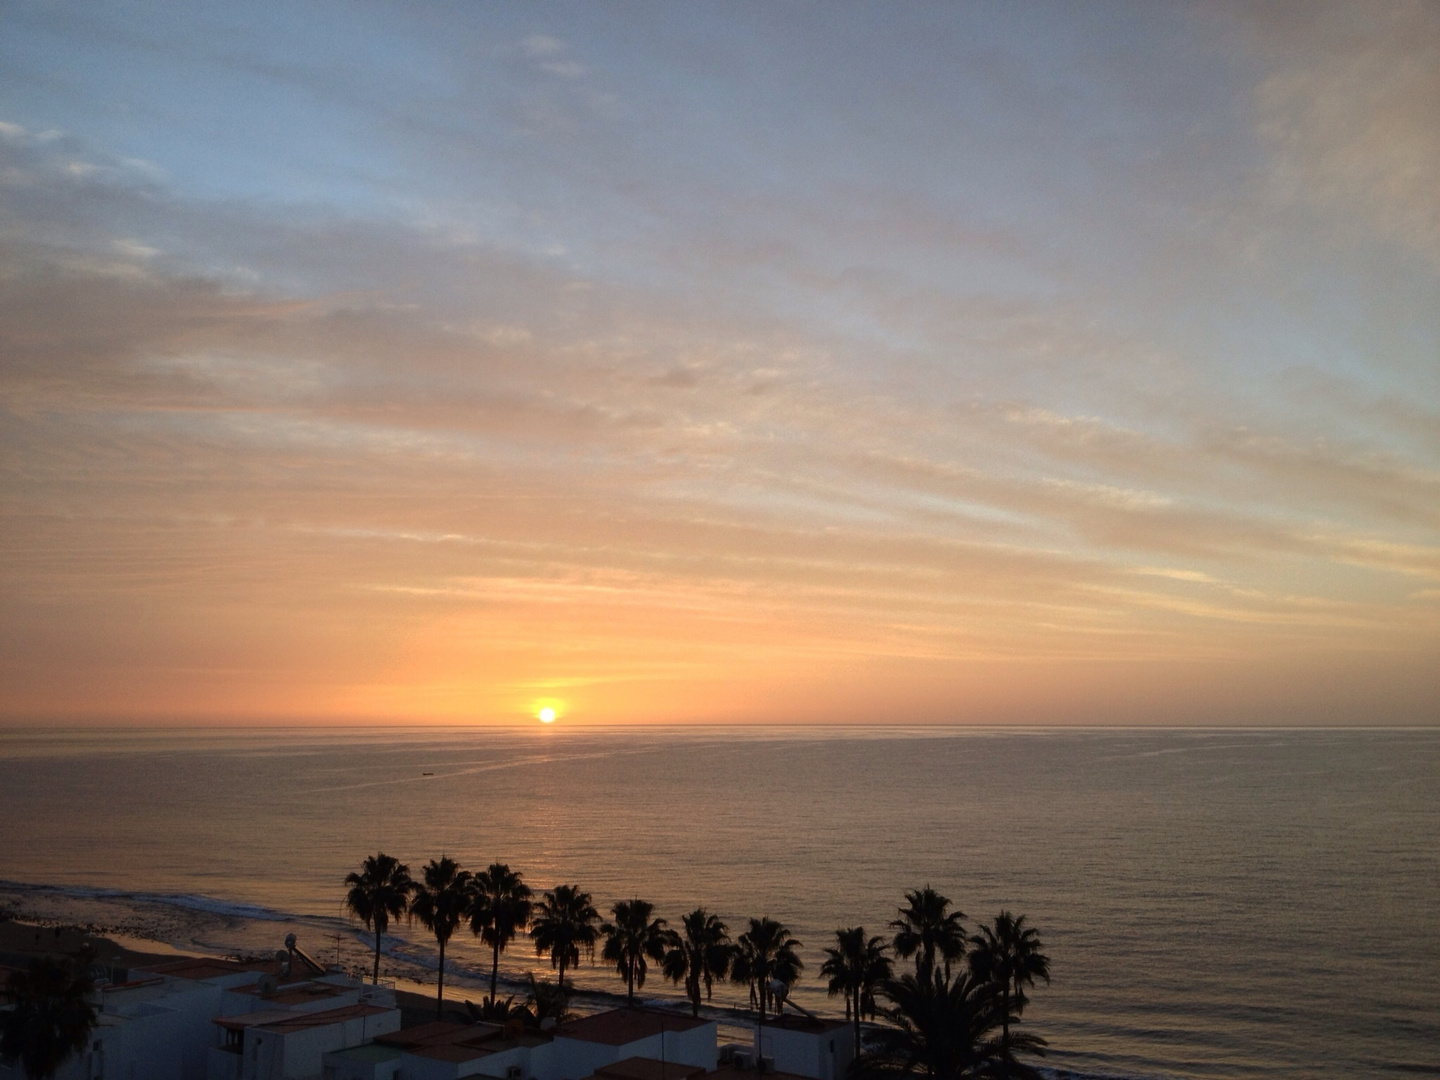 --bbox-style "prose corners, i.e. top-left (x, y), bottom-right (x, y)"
top-left (890, 886), bottom-right (966, 979)
top-left (469, 862), bottom-right (534, 1007)
top-left (730, 916), bottom-right (803, 1021)
top-left (601, 898), bottom-right (672, 1006)
top-left (820, 927), bottom-right (893, 1053)
top-left (0, 958), bottom-right (97, 1080)
top-left (344, 852), bottom-right (415, 985)
top-left (968, 912), bottom-right (1050, 1078)
top-left (856, 968), bottom-right (1029, 1080)
top-left (408, 856), bottom-right (474, 1018)
top-left (663, 908), bottom-right (736, 1018)
top-left (530, 883), bottom-right (601, 993)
